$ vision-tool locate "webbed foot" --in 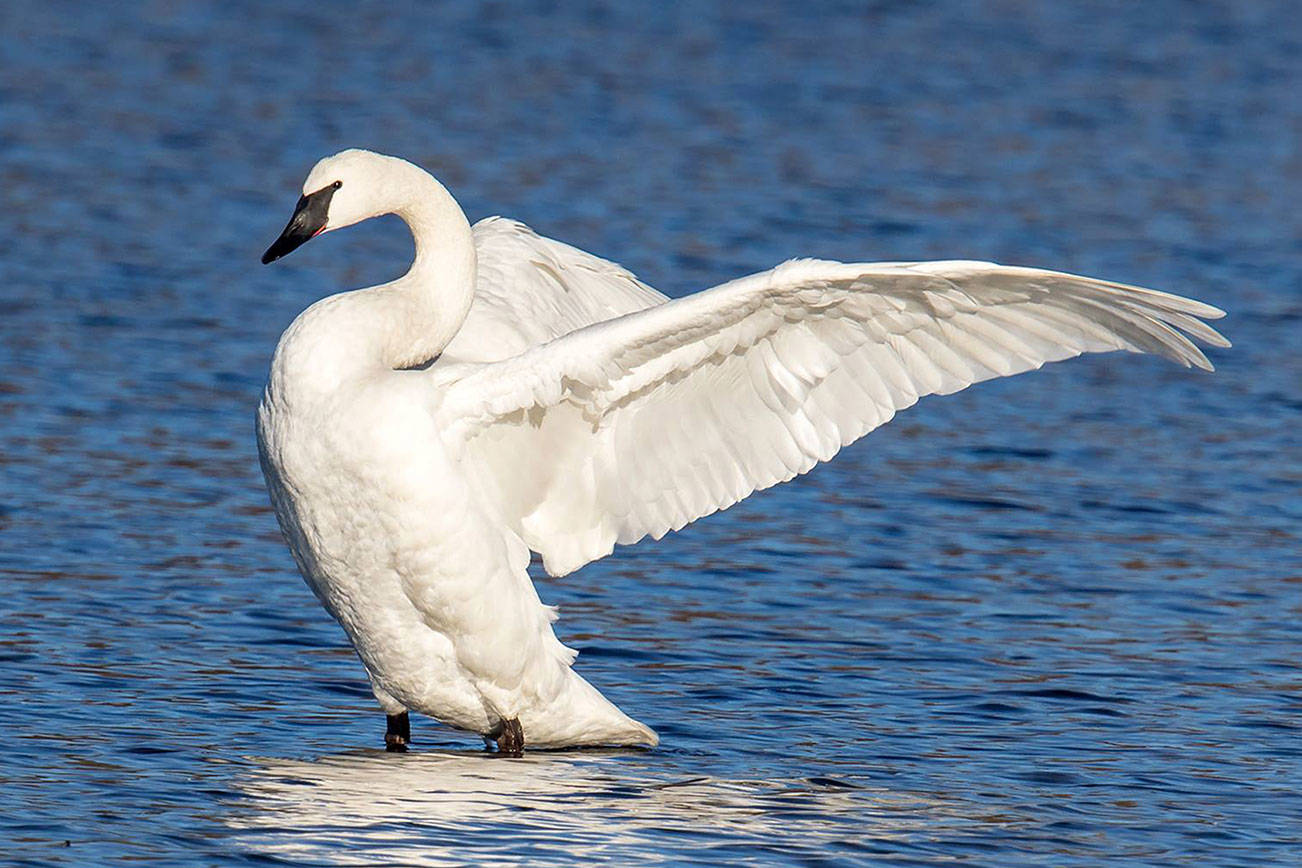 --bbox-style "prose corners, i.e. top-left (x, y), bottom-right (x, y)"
top-left (385, 712), bottom-right (410, 752)
top-left (495, 718), bottom-right (524, 757)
